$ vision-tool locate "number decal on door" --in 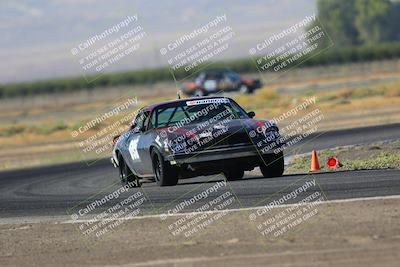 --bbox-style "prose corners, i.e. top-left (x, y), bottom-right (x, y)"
top-left (129, 137), bottom-right (140, 162)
